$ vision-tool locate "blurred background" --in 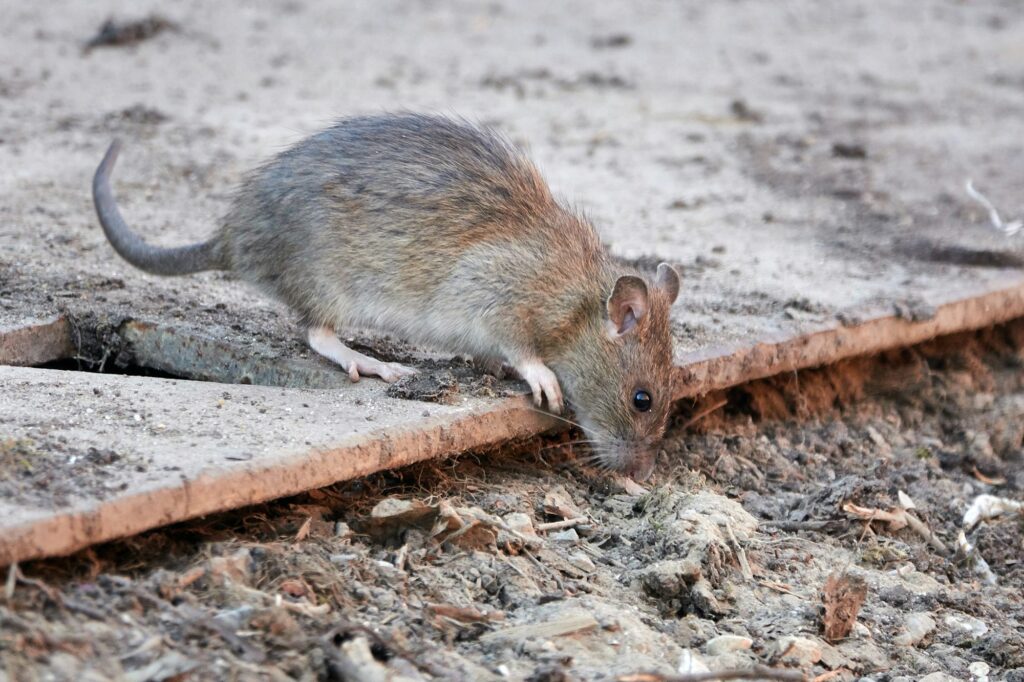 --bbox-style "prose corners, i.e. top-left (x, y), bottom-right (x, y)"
top-left (1, 1), bottom-right (1022, 348)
